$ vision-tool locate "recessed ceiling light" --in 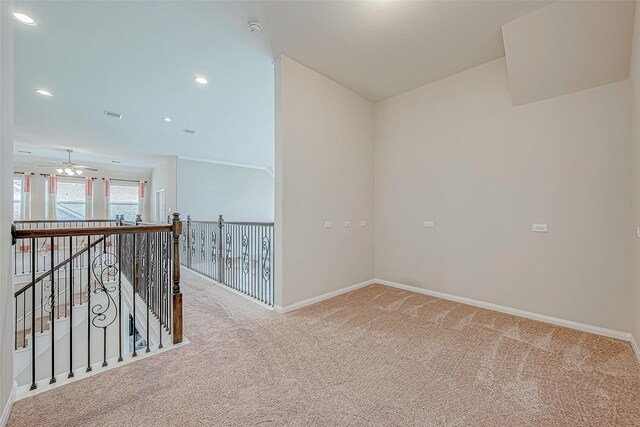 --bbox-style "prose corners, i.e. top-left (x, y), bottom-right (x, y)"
top-left (162, 117), bottom-right (172, 122)
top-left (13, 12), bottom-right (36, 26)
top-left (34, 89), bottom-right (53, 97)
top-left (194, 76), bottom-right (208, 85)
